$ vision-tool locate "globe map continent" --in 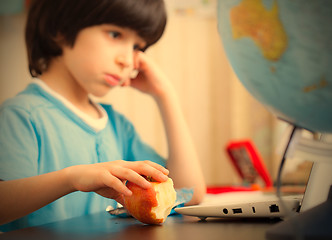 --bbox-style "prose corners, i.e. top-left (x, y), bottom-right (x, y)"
top-left (217, 0), bottom-right (332, 133)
